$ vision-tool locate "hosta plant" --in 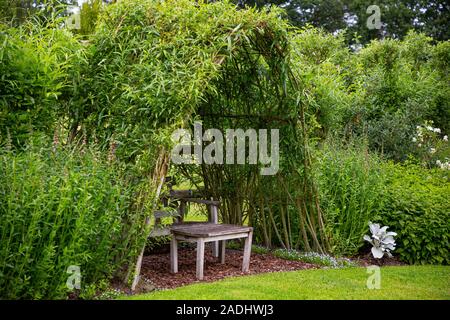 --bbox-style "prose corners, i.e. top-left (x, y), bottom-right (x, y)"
top-left (364, 223), bottom-right (397, 258)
